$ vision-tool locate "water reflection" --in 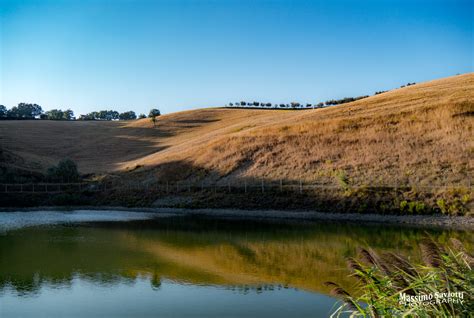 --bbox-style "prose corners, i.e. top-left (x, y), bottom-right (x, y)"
top-left (1, 216), bottom-right (472, 298)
